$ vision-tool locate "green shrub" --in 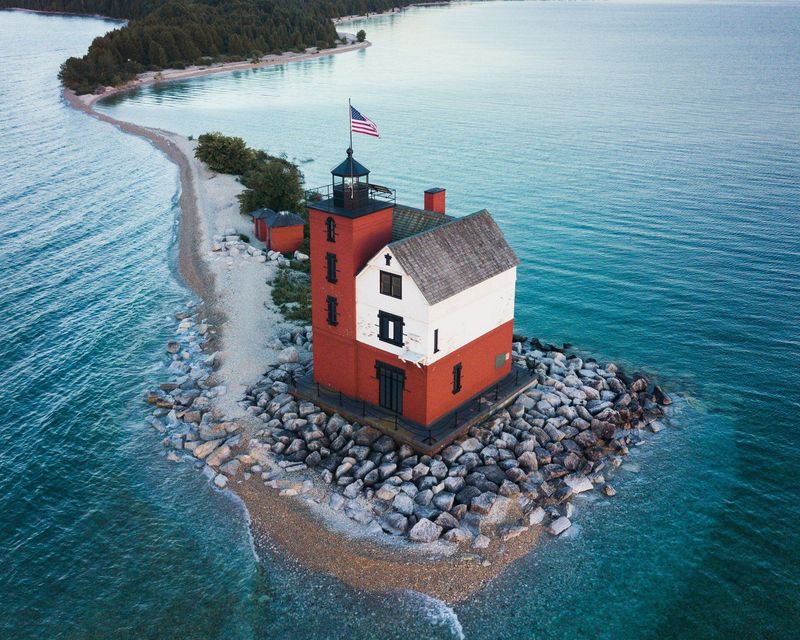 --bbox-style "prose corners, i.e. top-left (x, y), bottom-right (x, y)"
top-left (195, 132), bottom-right (255, 175)
top-left (271, 268), bottom-right (311, 322)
